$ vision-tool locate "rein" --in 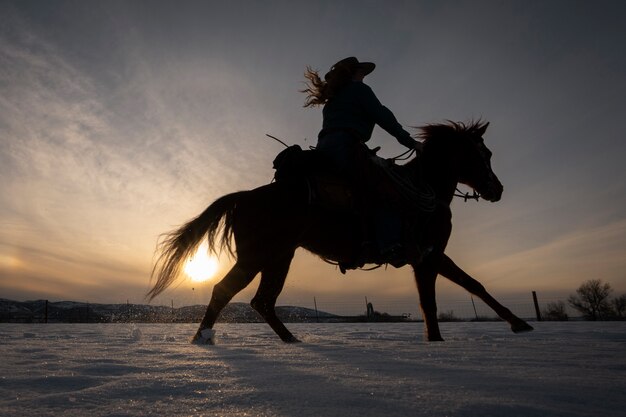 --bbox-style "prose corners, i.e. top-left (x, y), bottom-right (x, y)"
top-left (389, 148), bottom-right (416, 161)
top-left (454, 188), bottom-right (480, 202)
